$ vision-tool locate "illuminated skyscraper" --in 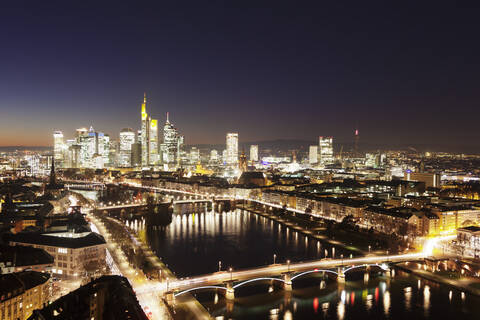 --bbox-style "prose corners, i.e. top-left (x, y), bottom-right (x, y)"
top-left (97, 132), bottom-right (110, 167)
top-left (210, 149), bottom-right (219, 163)
top-left (319, 136), bottom-right (333, 164)
top-left (189, 147), bottom-right (200, 164)
top-left (141, 93), bottom-right (150, 166)
top-left (53, 131), bottom-right (65, 167)
top-left (161, 112), bottom-right (183, 167)
top-left (309, 145), bottom-right (318, 165)
top-left (149, 119), bottom-right (159, 165)
top-left (226, 133), bottom-right (238, 166)
top-left (119, 128), bottom-right (135, 167)
top-left (250, 145), bottom-right (258, 162)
